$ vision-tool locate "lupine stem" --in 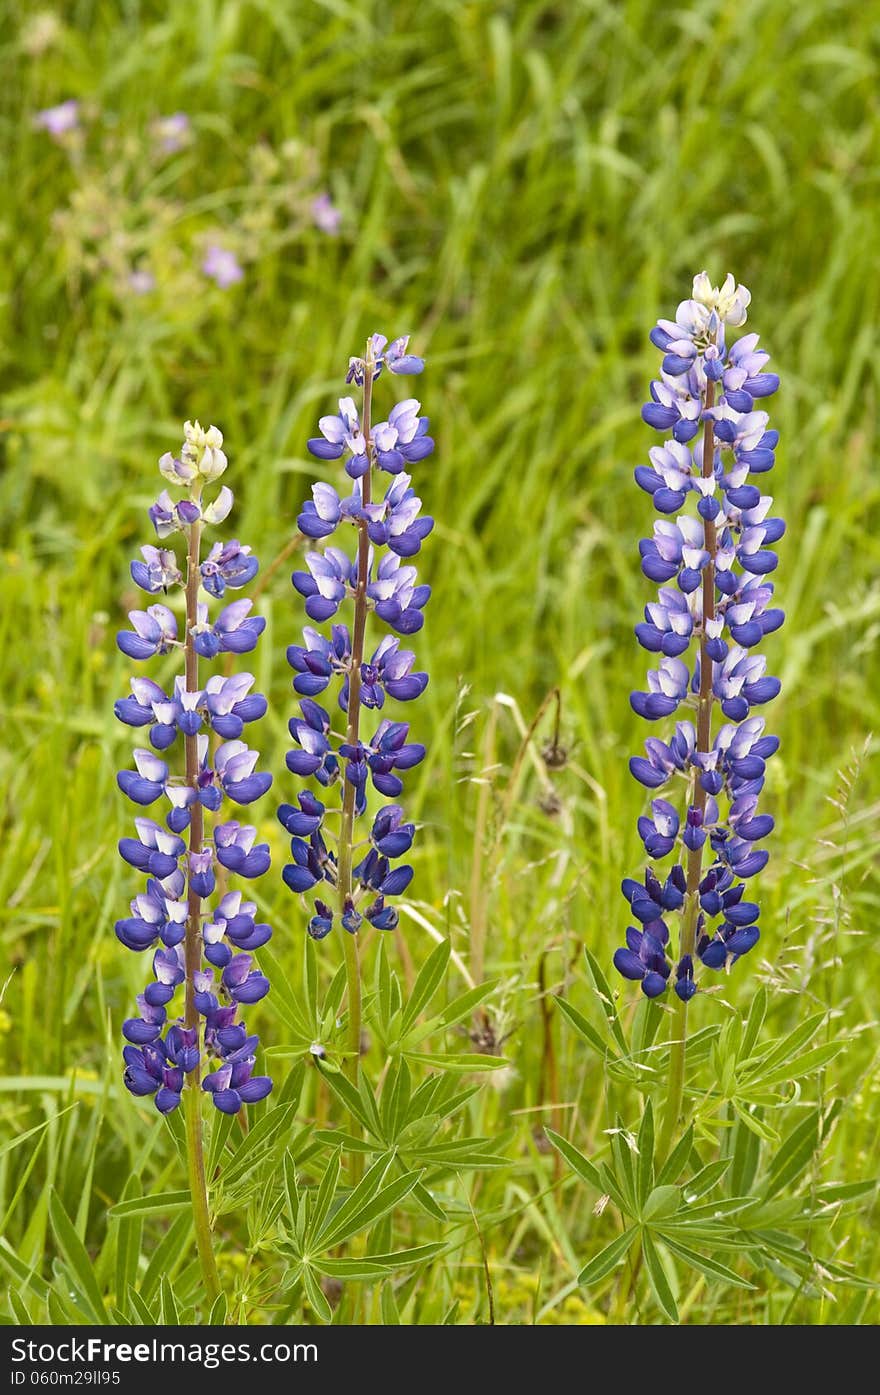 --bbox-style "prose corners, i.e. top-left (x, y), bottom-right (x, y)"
top-left (182, 511), bottom-right (221, 1304)
top-left (338, 363), bottom-right (374, 1087)
top-left (659, 378), bottom-right (716, 1161)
